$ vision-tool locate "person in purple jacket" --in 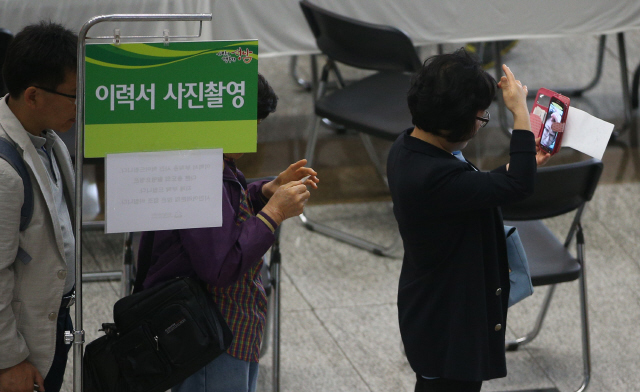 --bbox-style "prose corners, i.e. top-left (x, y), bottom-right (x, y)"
top-left (137, 73), bottom-right (319, 392)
